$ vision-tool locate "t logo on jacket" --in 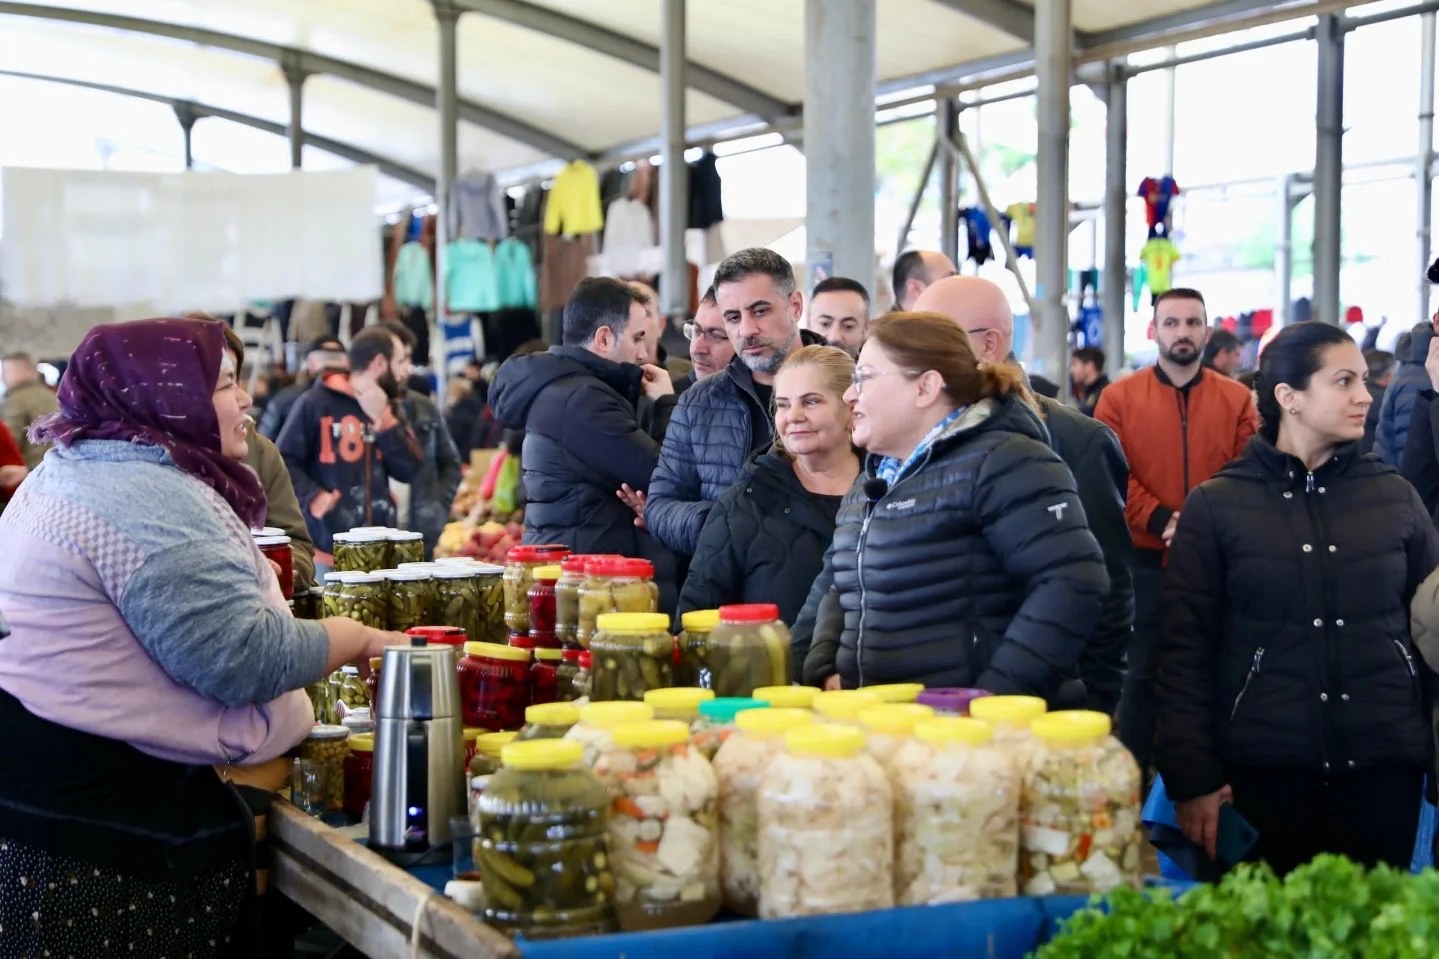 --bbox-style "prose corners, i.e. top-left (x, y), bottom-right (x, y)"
top-left (1048, 502), bottom-right (1069, 520)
